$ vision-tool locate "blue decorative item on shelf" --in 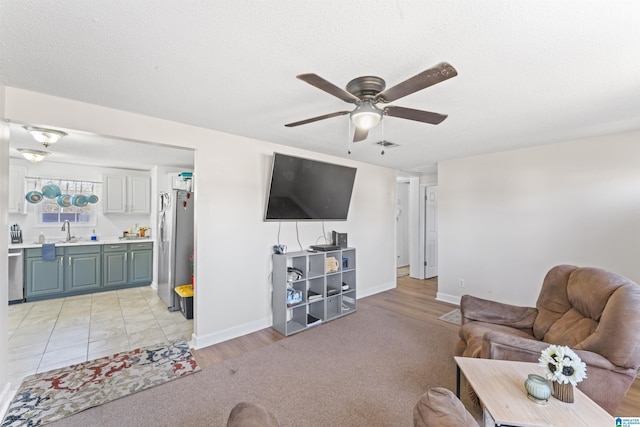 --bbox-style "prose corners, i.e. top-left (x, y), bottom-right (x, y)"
top-left (286, 288), bottom-right (303, 307)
